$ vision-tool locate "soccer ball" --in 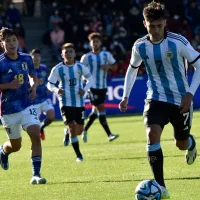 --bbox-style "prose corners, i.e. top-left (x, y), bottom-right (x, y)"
top-left (135, 180), bottom-right (162, 200)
